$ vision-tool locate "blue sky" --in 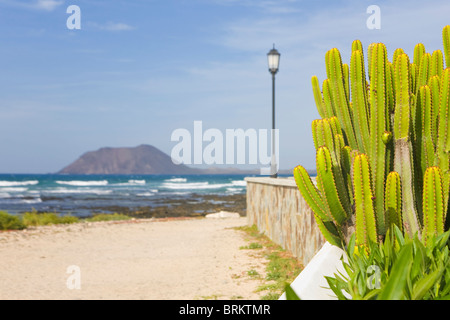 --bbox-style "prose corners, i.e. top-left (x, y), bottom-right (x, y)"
top-left (0, 0), bottom-right (449, 173)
